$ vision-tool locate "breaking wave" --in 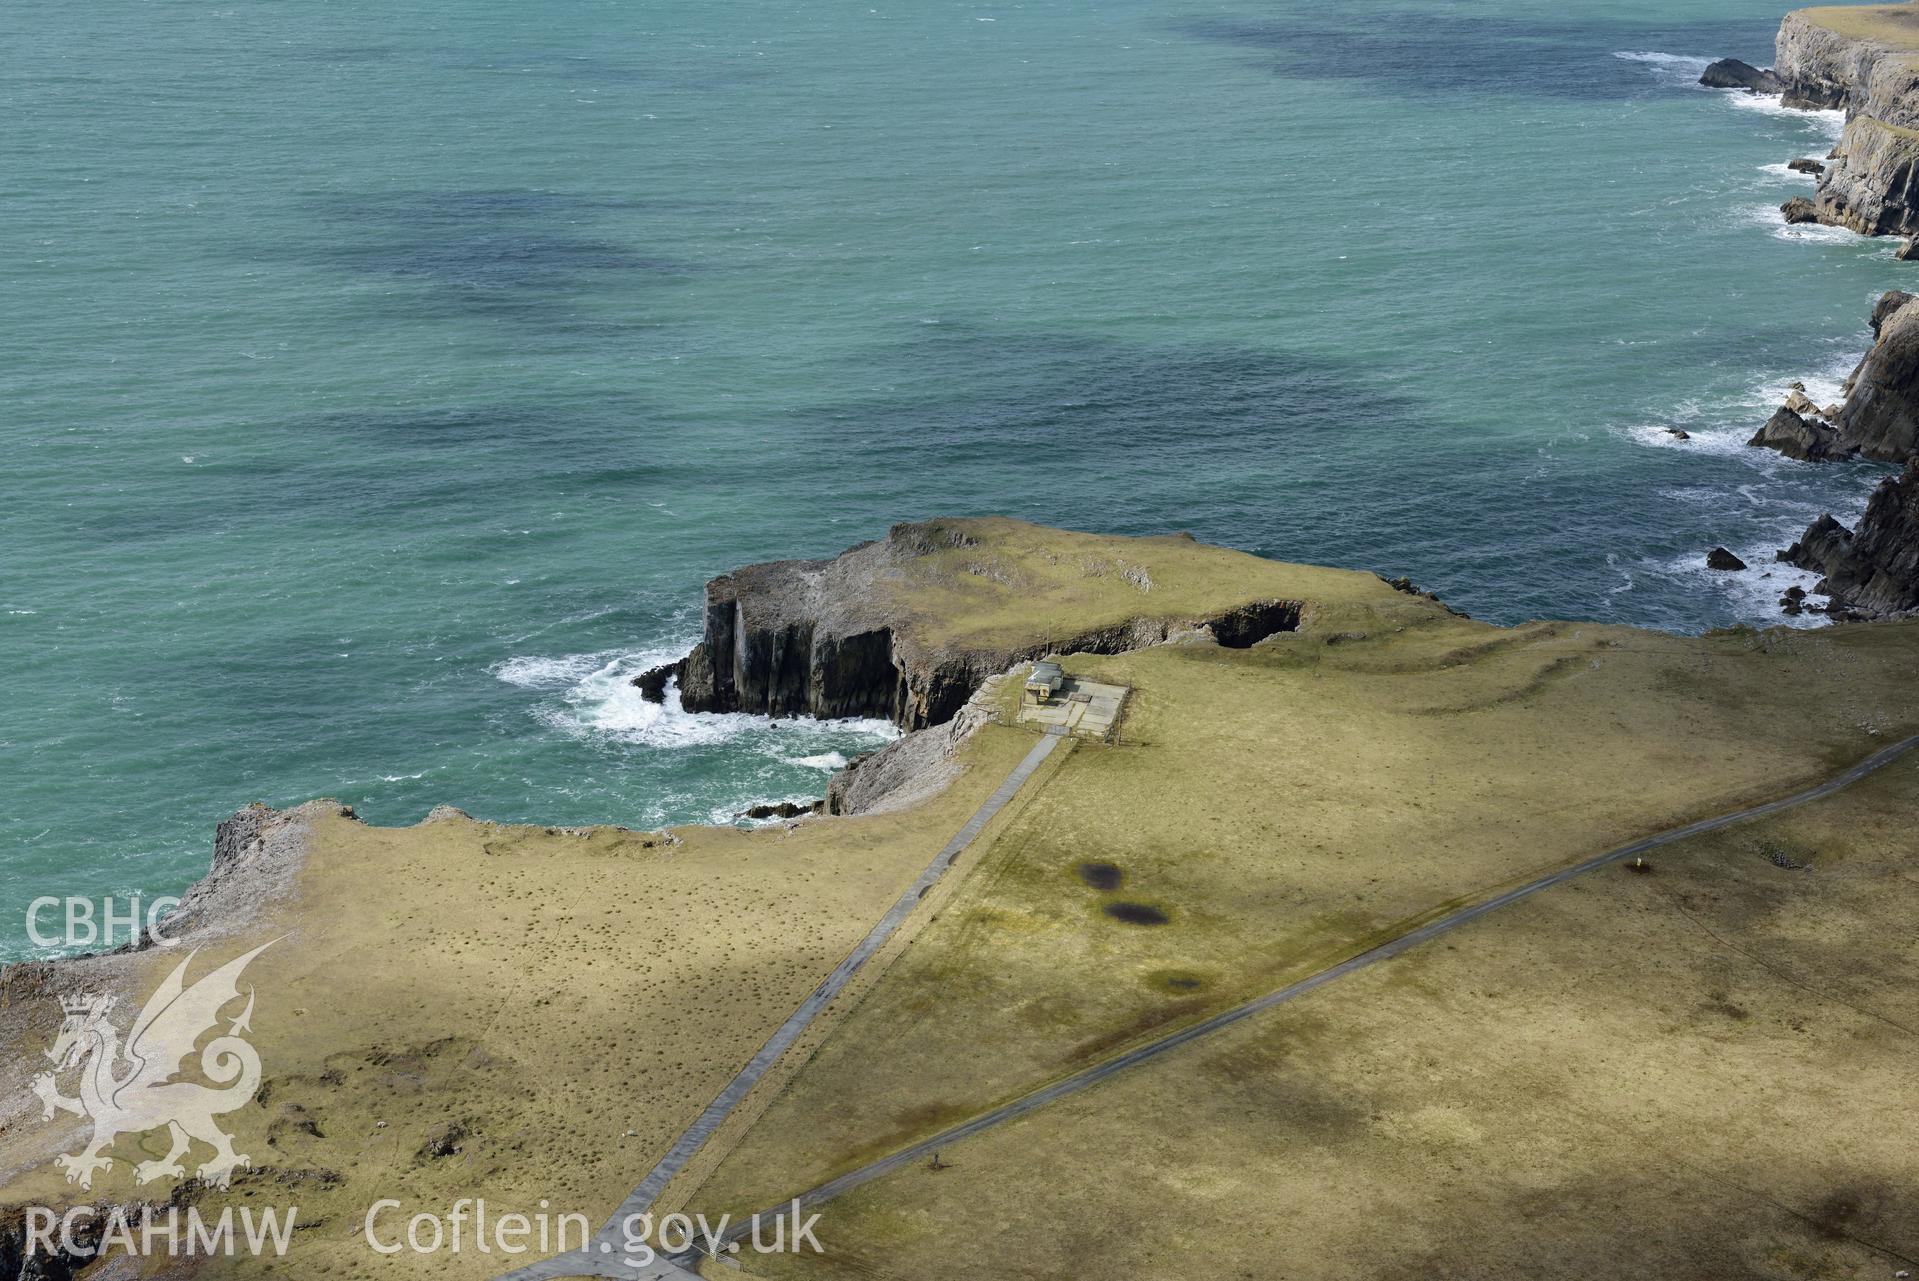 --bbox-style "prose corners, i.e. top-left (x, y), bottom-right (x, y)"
top-left (493, 648), bottom-right (899, 753)
top-left (1723, 91), bottom-right (1847, 141)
